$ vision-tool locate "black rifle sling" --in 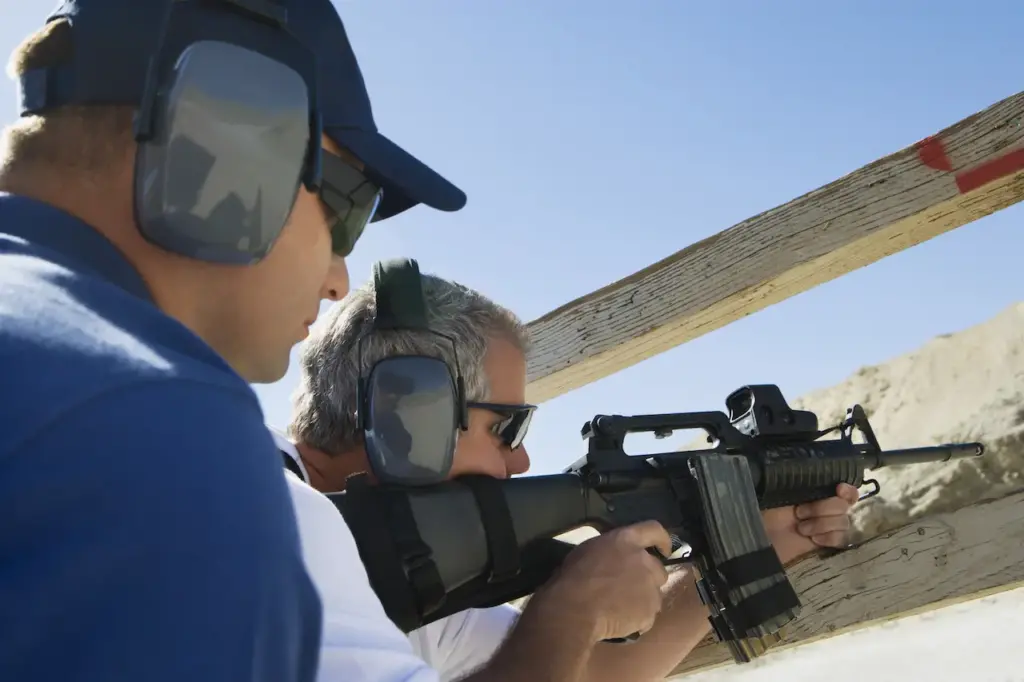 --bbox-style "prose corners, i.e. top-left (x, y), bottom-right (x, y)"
top-left (336, 477), bottom-right (446, 632)
top-left (387, 486), bottom-right (447, 617)
top-left (279, 448), bottom-right (446, 632)
top-left (461, 475), bottom-right (521, 582)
